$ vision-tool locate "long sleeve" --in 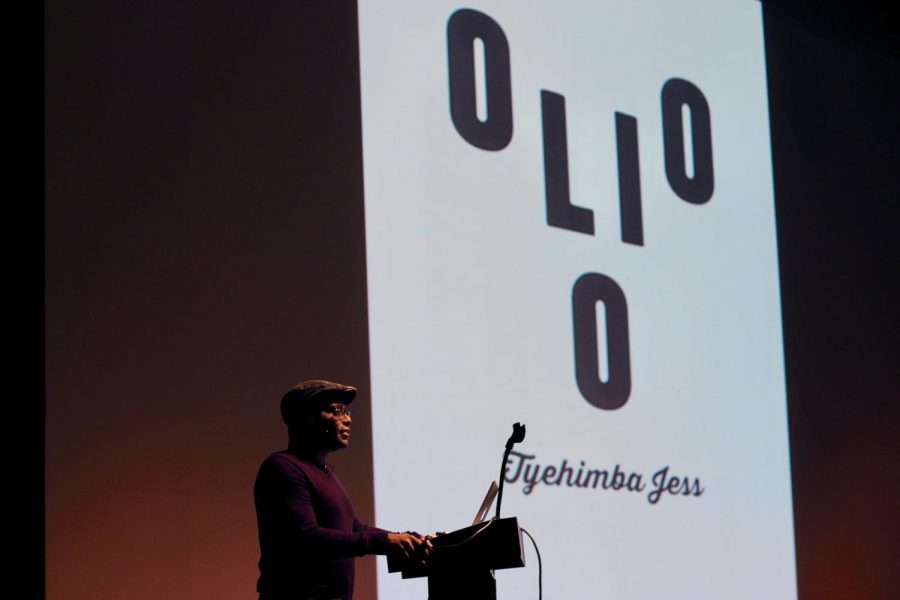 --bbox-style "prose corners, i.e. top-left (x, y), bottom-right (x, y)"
top-left (255, 451), bottom-right (391, 599)
top-left (274, 455), bottom-right (390, 557)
